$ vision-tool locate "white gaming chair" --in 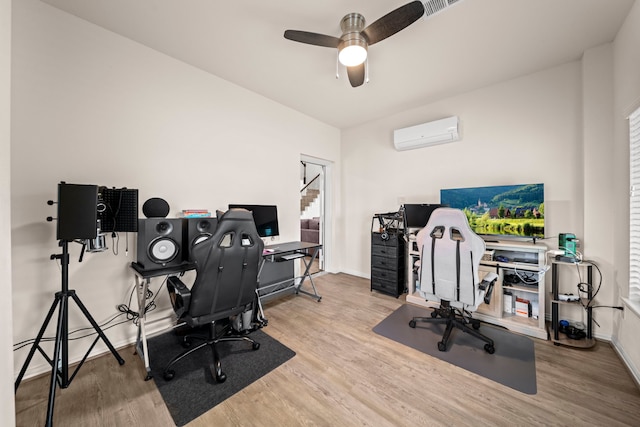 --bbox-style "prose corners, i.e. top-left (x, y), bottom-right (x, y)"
top-left (409, 207), bottom-right (498, 353)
